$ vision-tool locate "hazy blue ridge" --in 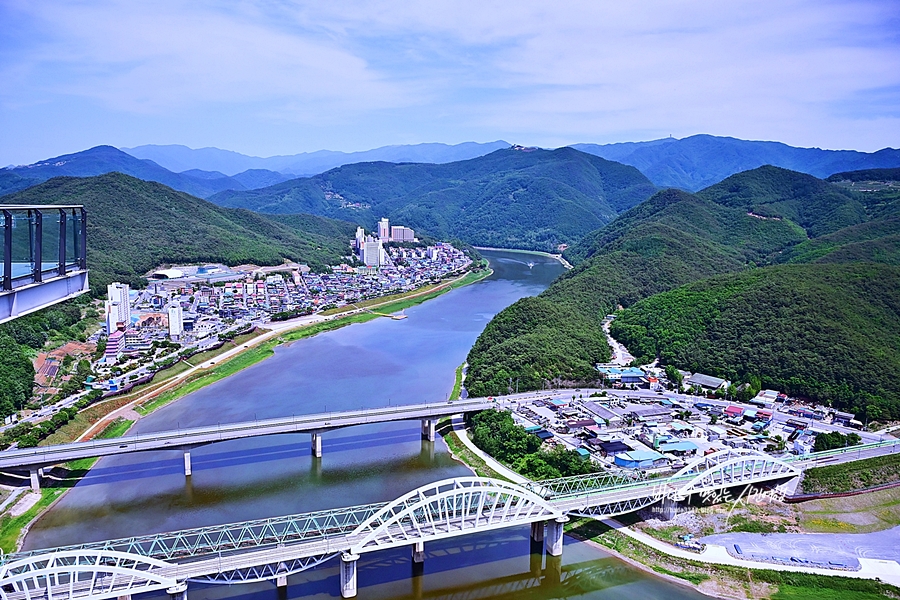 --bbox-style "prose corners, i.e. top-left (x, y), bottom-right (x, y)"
top-left (122, 140), bottom-right (512, 176)
top-left (2, 146), bottom-right (250, 199)
top-left (573, 134), bottom-right (900, 191)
